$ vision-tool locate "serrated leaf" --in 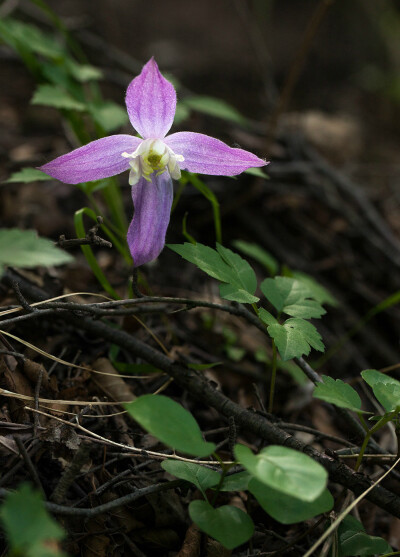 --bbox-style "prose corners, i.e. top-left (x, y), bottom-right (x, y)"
top-left (0, 229), bottom-right (73, 274)
top-left (233, 240), bottom-right (278, 275)
top-left (291, 271), bottom-right (338, 306)
top-left (4, 168), bottom-right (53, 184)
top-left (361, 369), bottom-right (400, 412)
top-left (0, 483), bottom-right (66, 556)
top-left (125, 395), bottom-right (215, 457)
top-left (268, 318), bottom-right (324, 361)
top-left (313, 375), bottom-right (364, 413)
top-left (161, 460), bottom-right (220, 496)
top-left (168, 242), bottom-right (259, 303)
top-left (31, 85), bottom-right (86, 111)
top-left (189, 500), bottom-right (254, 550)
top-left (235, 444), bottom-right (327, 502)
top-left (249, 480), bottom-right (333, 524)
top-left (88, 101), bottom-right (129, 132)
top-left (261, 276), bottom-right (326, 318)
